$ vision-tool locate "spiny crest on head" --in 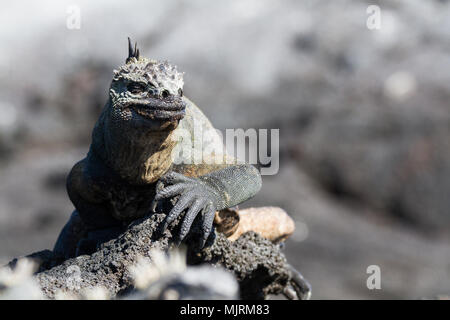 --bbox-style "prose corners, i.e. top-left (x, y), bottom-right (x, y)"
top-left (112, 37), bottom-right (184, 94)
top-left (127, 37), bottom-right (140, 63)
